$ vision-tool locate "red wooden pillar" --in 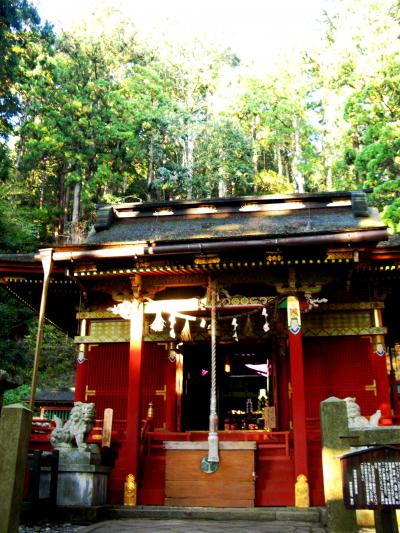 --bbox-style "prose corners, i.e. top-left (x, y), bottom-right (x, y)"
top-left (390, 355), bottom-right (400, 417)
top-left (125, 294), bottom-right (144, 480)
top-left (175, 351), bottom-right (184, 432)
top-left (74, 356), bottom-right (88, 402)
top-left (373, 347), bottom-right (391, 423)
top-left (287, 296), bottom-right (309, 507)
top-left (74, 319), bottom-right (88, 402)
top-left (371, 307), bottom-right (391, 423)
top-left (165, 356), bottom-right (177, 431)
